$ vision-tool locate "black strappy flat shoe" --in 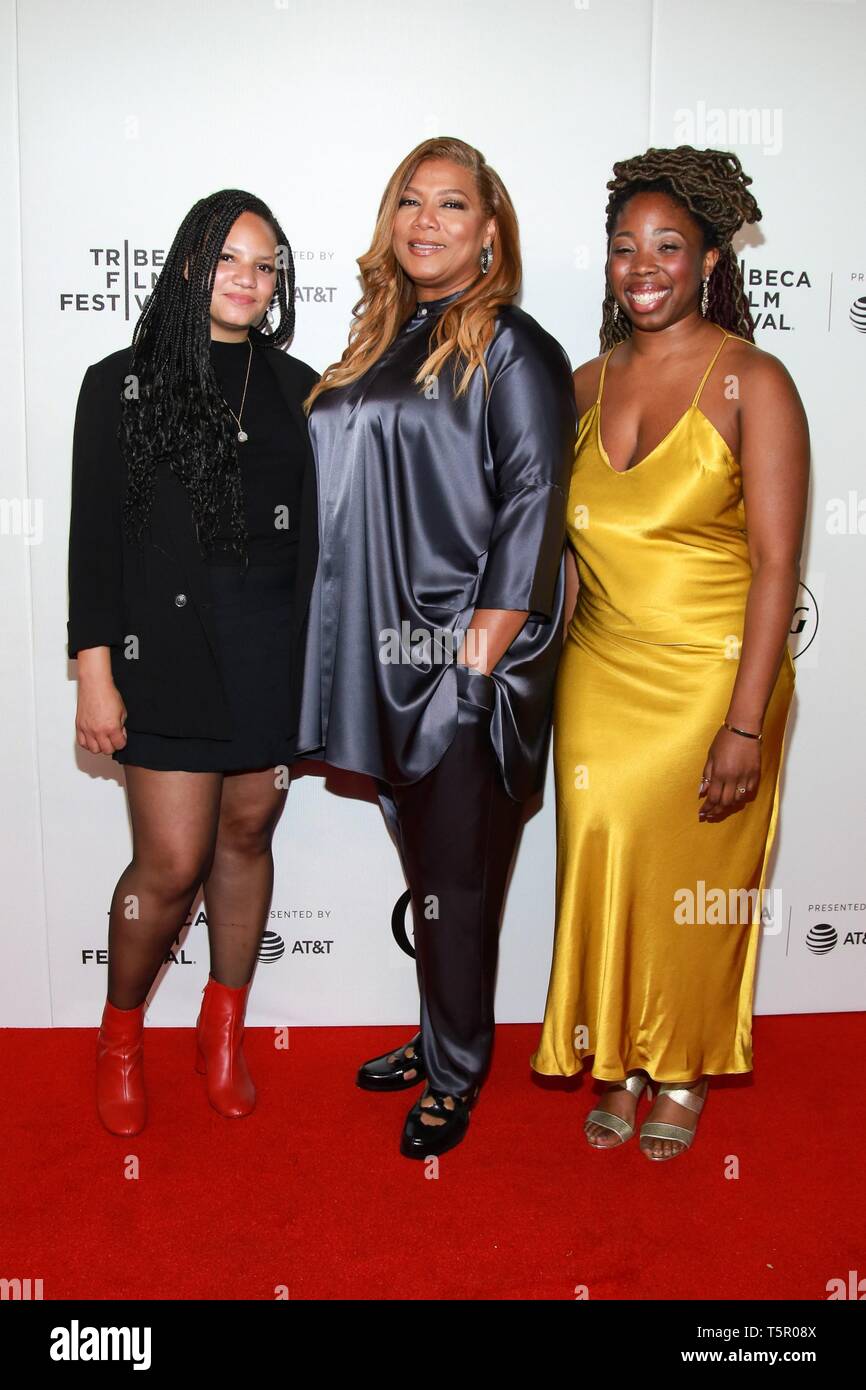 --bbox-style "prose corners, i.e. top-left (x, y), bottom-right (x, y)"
top-left (355, 1031), bottom-right (426, 1092)
top-left (399, 1083), bottom-right (478, 1159)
